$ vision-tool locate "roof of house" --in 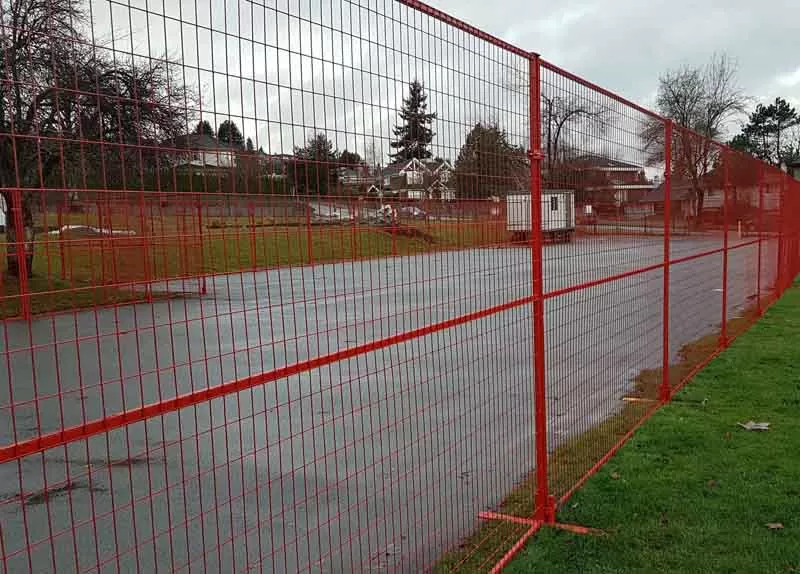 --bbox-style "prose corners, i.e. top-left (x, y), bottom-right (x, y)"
top-left (573, 154), bottom-right (644, 171)
top-left (639, 181), bottom-right (696, 203)
top-left (424, 158), bottom-right (453, 172)
top-left (382, 157), bottom-right (452, 177)
top-left (340, 167), bottom-right (365, 177)
top-left (165, 133), bottom-right (237, 152)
